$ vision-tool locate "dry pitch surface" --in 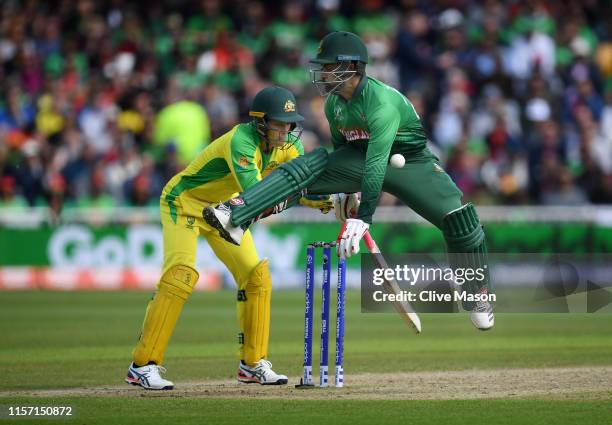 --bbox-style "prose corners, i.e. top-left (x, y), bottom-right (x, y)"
top-left (4, 366), bottom-right (611, 401)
